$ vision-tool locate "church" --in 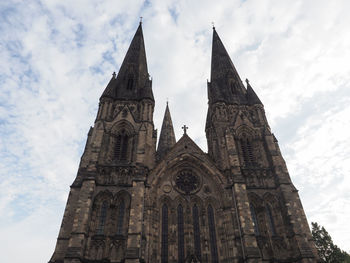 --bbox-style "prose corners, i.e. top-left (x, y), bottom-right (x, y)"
top-left (49, 23), bottom-right (319, 263)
